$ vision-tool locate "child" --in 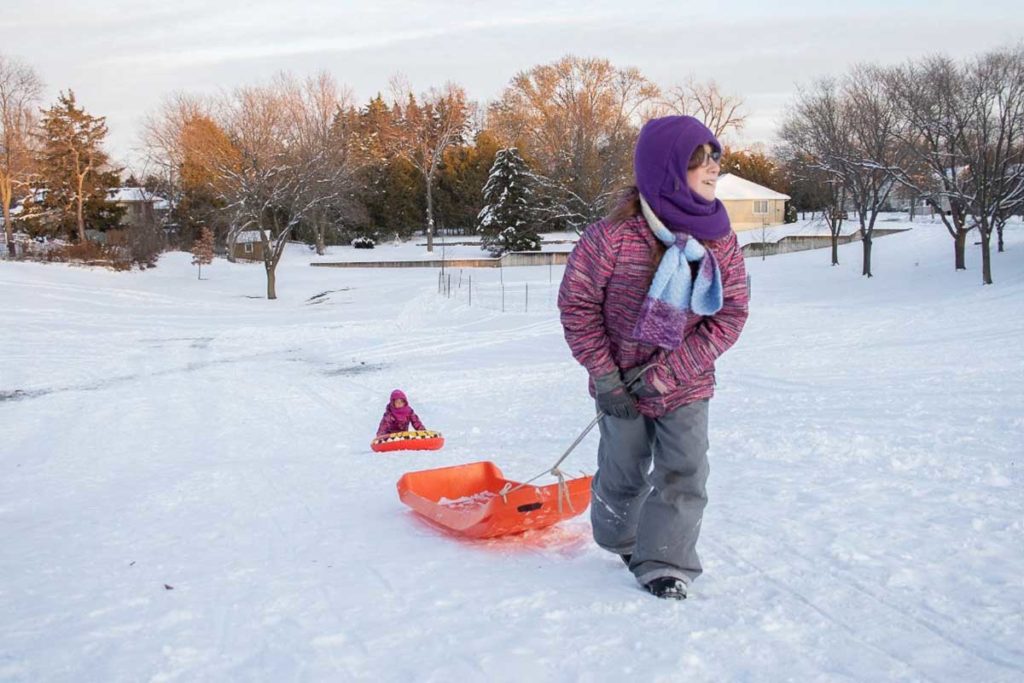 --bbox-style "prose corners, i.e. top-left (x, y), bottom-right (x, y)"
top-left (376, 389), bottom-right (426, 437)
top-left (558, 116), bottom-right (749, 600)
